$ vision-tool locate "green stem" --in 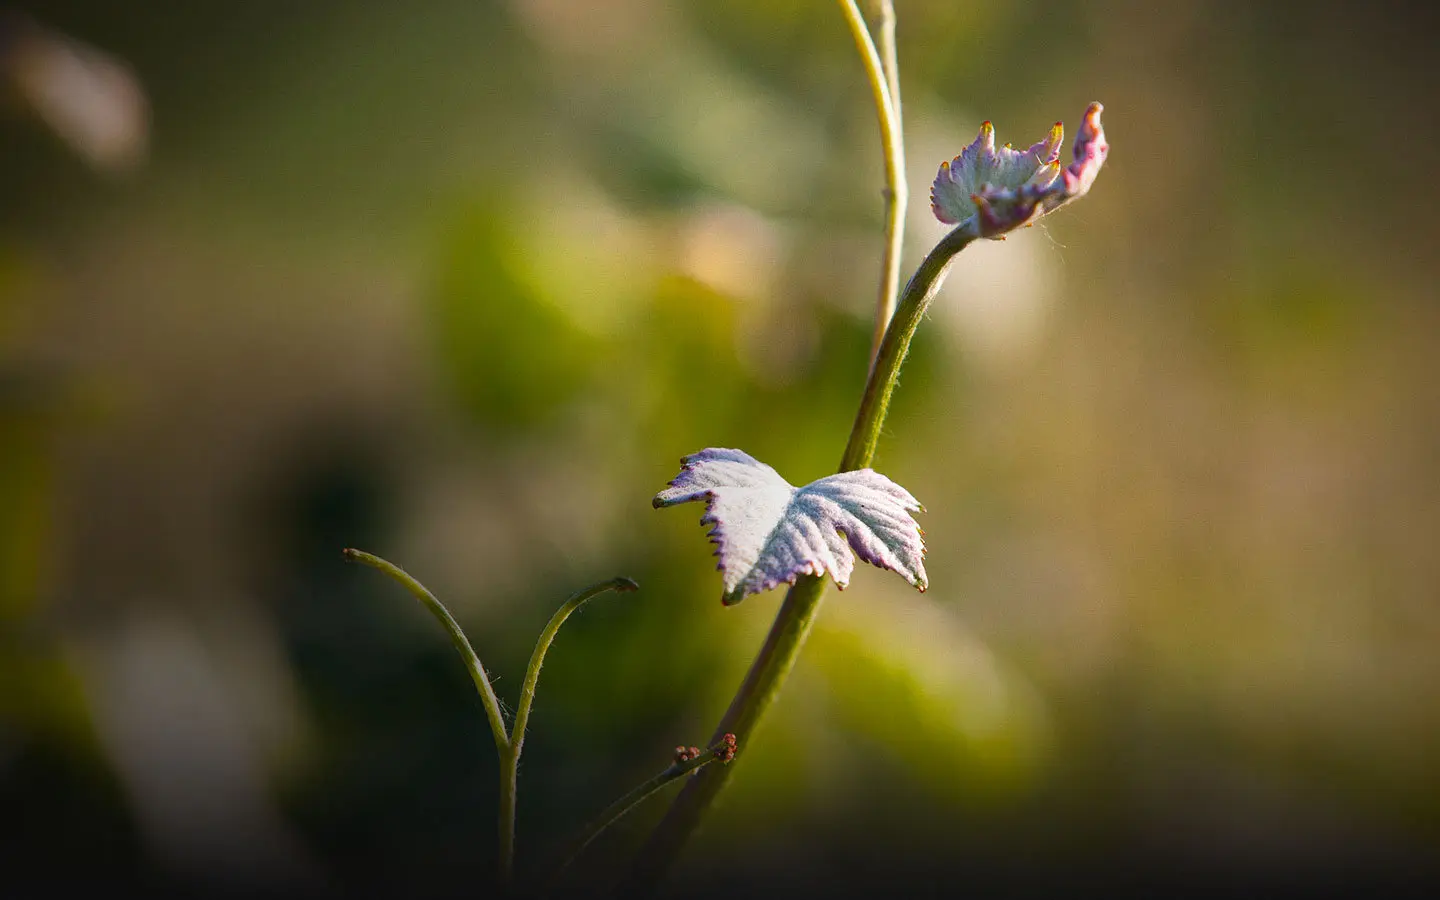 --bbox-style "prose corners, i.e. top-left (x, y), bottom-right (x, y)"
top-left (837, 0), bottom-right (907, 365)
top-left (508, 576), bottom-right (638, 889)
top-left (342, 548), bottom-right (517, 885)
top-left (512, 577), bottom-right (639, 760)
top-left (876, 0), bottom-right (903, 126)
top-left (621, 225), bottom-right (975, 895)
top-left (346, 551), bottom-right (639, 891)
top-left (840, 224), bottom-right (973, 471)
top-left (545, 740), bottom-right (732, 896)
top-left (499, 746), bottom-right (518, 887)
top-left (342, 549), bottom-right (510, 755)
top-left (502, 577), bottom-right (637, 888)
